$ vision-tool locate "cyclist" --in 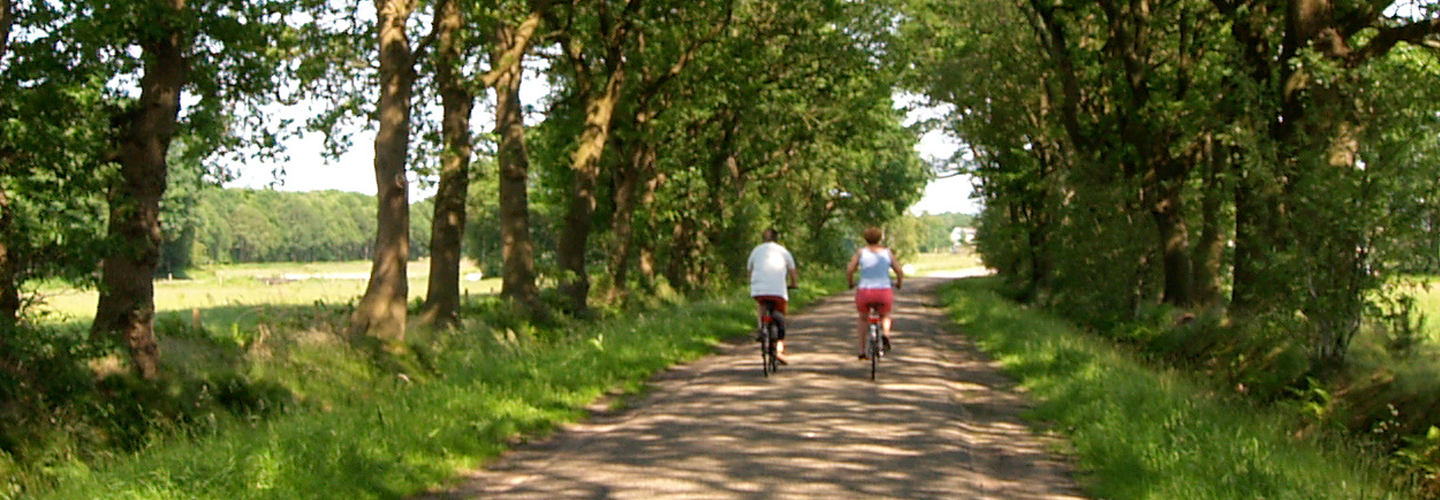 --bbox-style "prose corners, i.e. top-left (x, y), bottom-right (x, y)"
top-left (747, 228), bottom-right (798, 364)
top-left (846, 226), bottom-right (903, 360)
